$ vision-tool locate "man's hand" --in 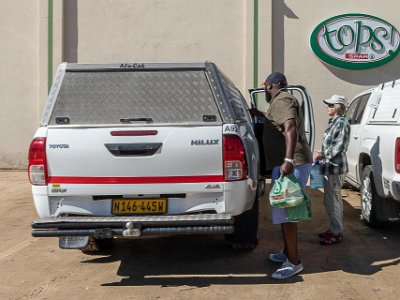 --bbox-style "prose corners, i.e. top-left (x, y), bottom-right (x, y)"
top-left (280, 161), bottom-right (294, 176)
top-left (248, 108), bottom-right (265, 117)
top-left (314, 150), bottom-right (322, 161)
